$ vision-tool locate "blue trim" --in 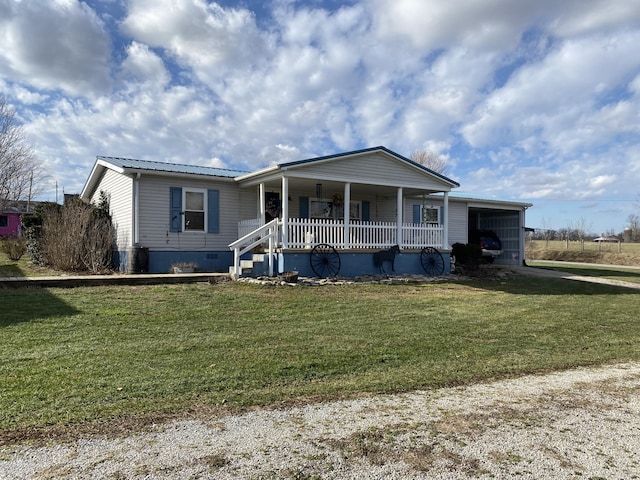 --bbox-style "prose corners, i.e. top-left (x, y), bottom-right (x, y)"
top-left (254, 251), bottom-right (452, 277)
top-left (413, 204), bottom-right (421, 224)
top-left (362, 201), bottom-right (370, 222)
top-left (299, 196), bottom-right (309, 218)
top-left (207, 189), bottom-right (220, 233)
top-left (149, 251), bottom-right (234, 273)
top-left (170, 187), bottom-right (182, 232)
